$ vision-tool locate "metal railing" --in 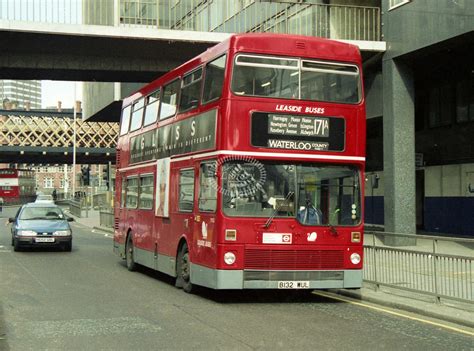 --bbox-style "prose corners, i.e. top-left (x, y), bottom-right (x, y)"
top-left (92, 191), bottom-right (113, 209)
top-left (0, 1), bottom-right (381, 42)
top-left (99, 208), bottom-right (114, 228)
top-left (364, 231), bottom-right (474, 304)
top-left (68, 199), bottom-right (82, 218)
